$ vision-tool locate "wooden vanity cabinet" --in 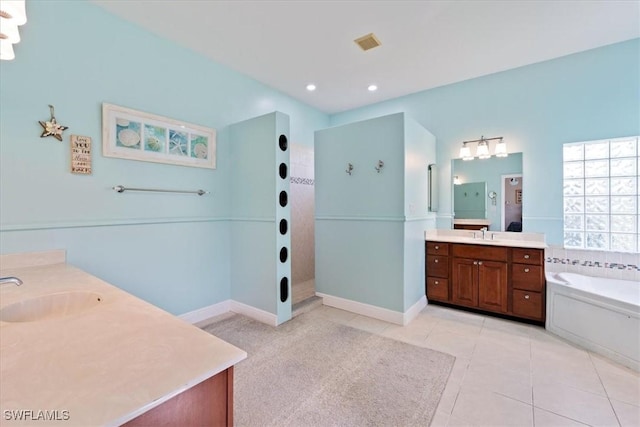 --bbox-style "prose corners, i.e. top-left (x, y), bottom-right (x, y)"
top-left (511, 247), bottom-right (545, 321)
top-left (425, 242), bottom-right (450, 302)
top-left (452, 245), bottom-right (508, 313)
top-left (124, 367), bottom-right (234, 427)
top-left (426, 241), bottom-right (545, 323)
